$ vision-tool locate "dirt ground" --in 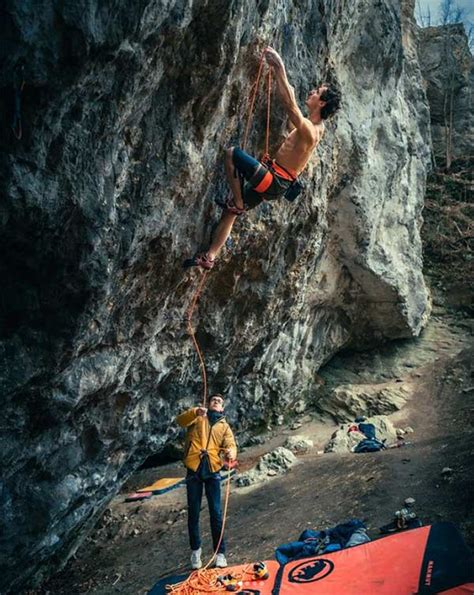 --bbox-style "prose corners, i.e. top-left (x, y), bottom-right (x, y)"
top-left (36, 301), bottom-right (473, 595)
